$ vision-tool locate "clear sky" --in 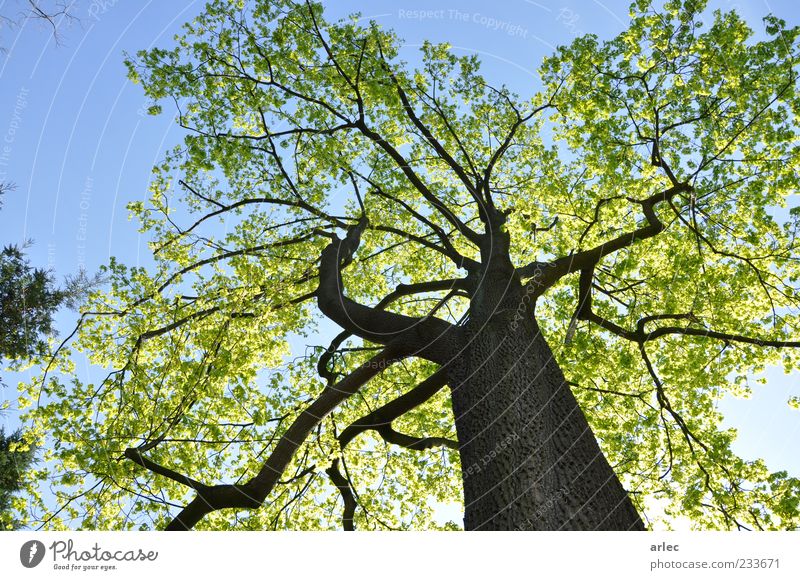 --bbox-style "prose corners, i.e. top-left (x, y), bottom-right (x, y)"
top-left (0, 0), bottom-right (799, 525)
